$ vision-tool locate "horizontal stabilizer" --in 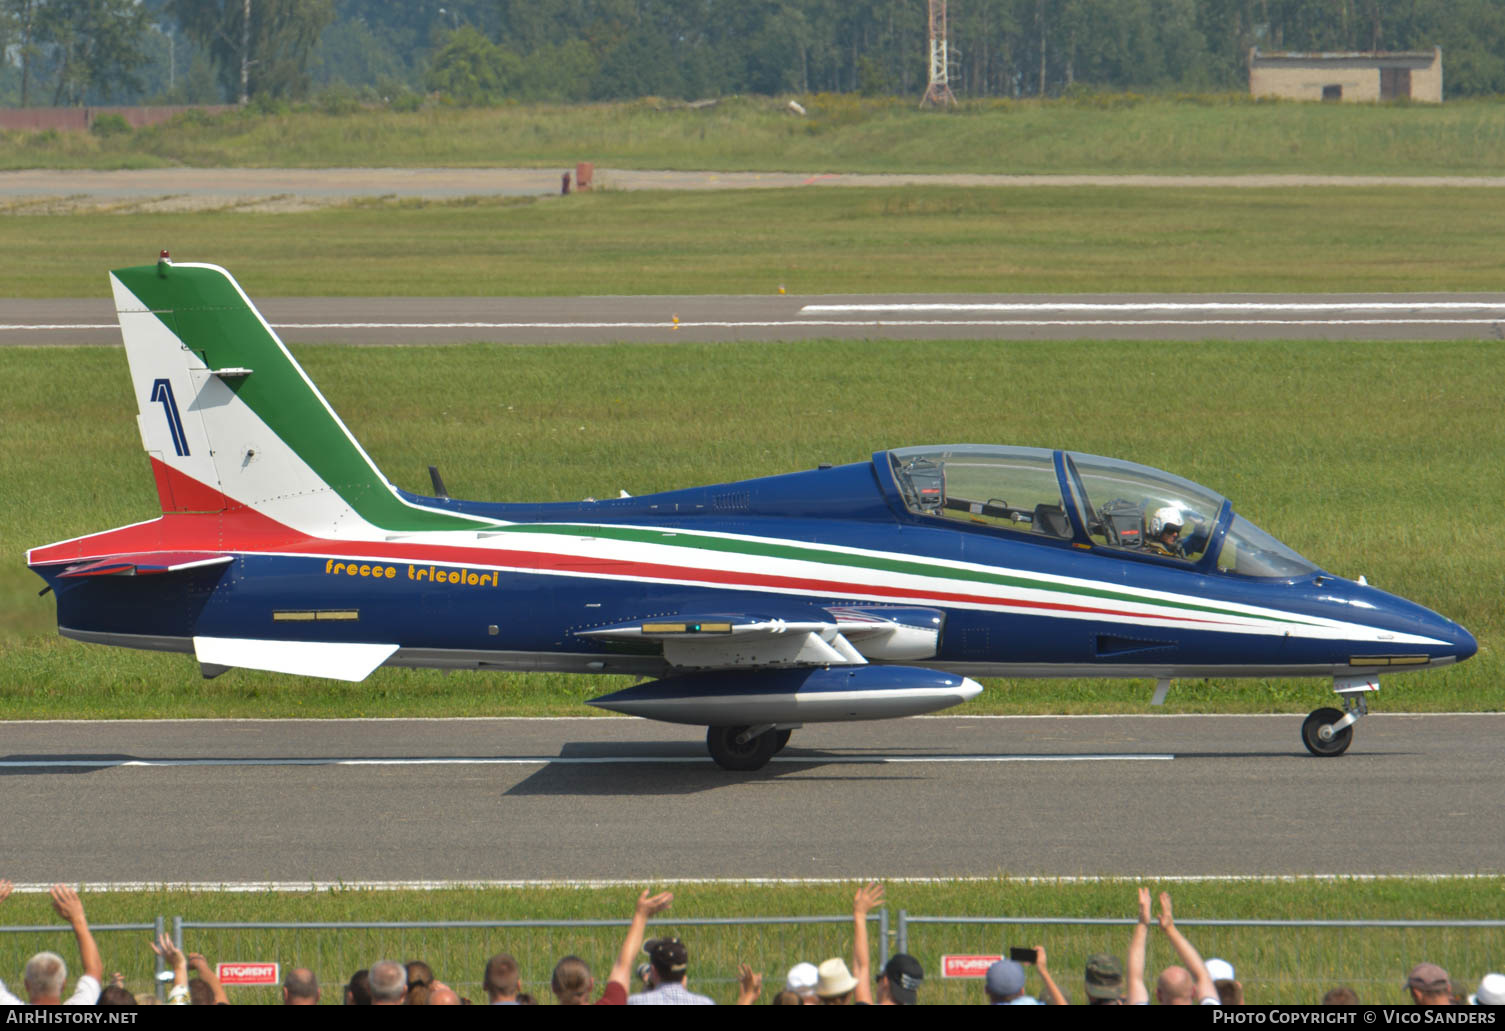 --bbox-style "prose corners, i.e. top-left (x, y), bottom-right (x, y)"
top-left (576, 614), bottom-right (865, 670)
top-left (192, 636), bottom-right (398, 682)
top-left (56, 552), bottom-right (234, 578)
